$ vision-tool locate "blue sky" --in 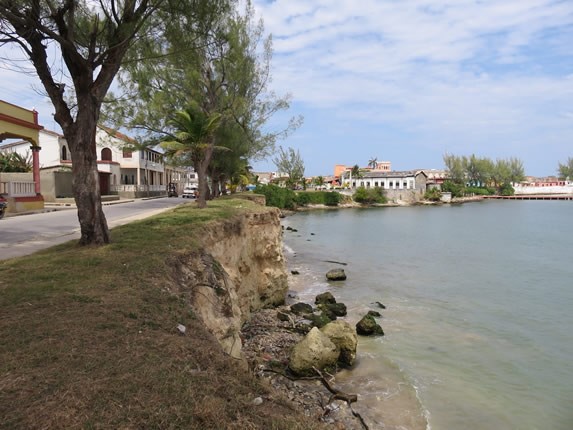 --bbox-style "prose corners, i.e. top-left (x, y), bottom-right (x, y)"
top-left (2, 0), bottom-right (572, 178)
top-left (249, 0), bottom-right (573, 177)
